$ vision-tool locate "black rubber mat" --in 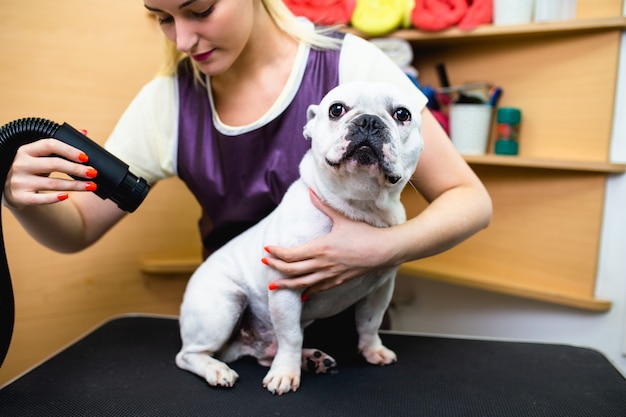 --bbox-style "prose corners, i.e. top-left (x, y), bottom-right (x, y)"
top-left (1, 315), bottom-right (625, 416)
